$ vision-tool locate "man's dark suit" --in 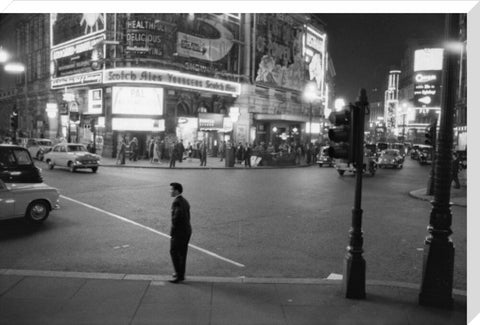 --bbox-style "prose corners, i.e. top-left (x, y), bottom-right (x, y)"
top-left (170, 195), bottom-right (192, 280)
